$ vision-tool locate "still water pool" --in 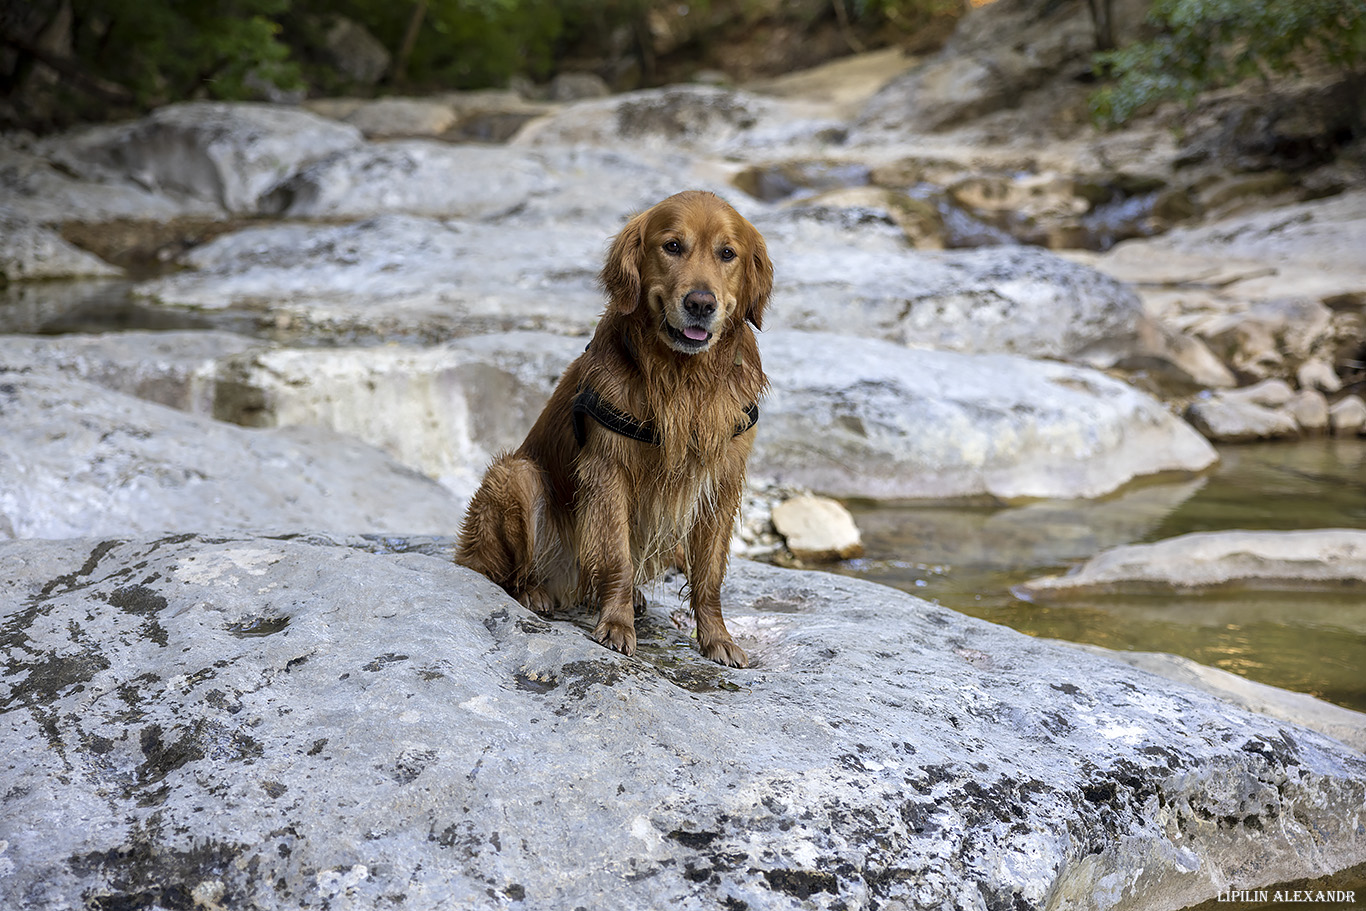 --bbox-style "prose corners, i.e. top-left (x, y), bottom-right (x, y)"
top-left (835, 439), bottom-right (1366, 713)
